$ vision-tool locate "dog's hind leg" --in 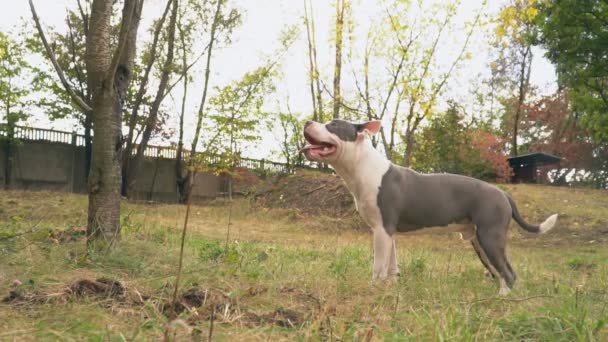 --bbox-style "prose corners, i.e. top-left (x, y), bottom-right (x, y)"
top-left (372, 227), bottom-right (394, 280)
top-left (471, 237), bottom-right (495, 280)
top-left (475, 224), bottom-right (516, 296)
top-left (459, 224), bottom-right (494, 280)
